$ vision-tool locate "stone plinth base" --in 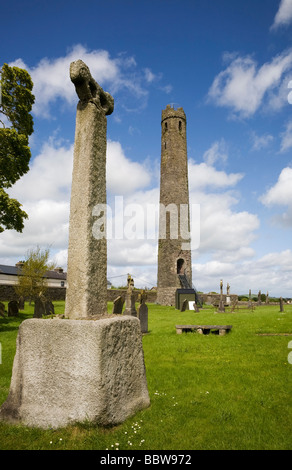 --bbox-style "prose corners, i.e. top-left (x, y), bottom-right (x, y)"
top-left (0, 316), bottom-right (150, 429)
